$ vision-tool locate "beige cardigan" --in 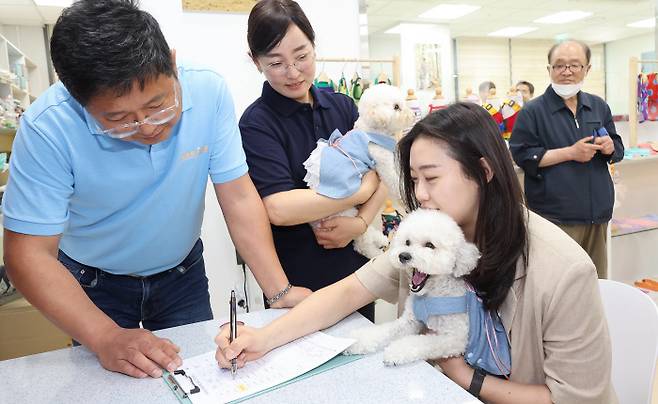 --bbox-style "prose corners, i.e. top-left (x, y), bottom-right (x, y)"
top-left (355, 210), bottom-right (617, 404)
